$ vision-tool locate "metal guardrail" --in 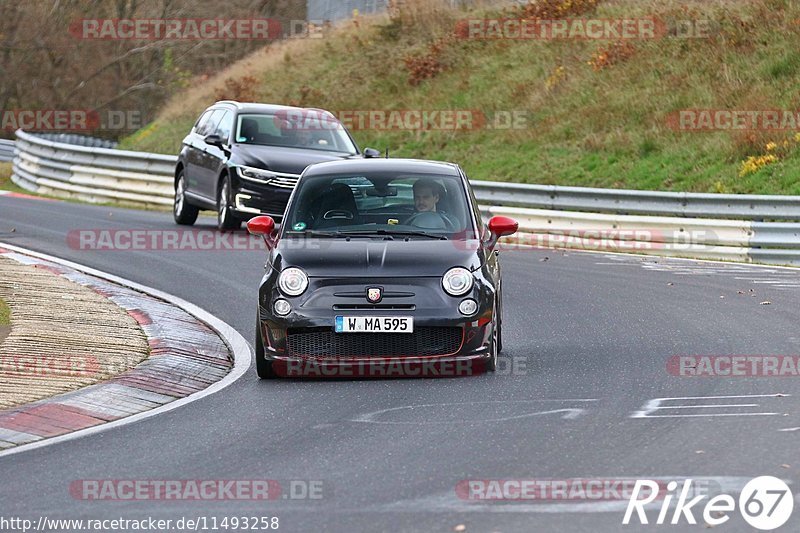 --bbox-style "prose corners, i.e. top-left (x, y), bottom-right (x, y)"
top-left (12, 130), bottom-right (174, 206)
top-left (470, 181), bottom-right (800, 221)
top-left (0, 139), bottom-right (15, 162)
top-left (33, 133), bottom-right (118, 149)
top-left (9, 129), bottom-right (800, 265)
